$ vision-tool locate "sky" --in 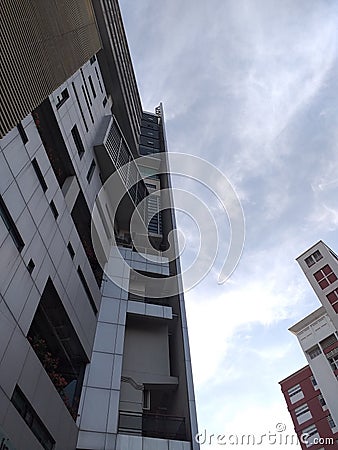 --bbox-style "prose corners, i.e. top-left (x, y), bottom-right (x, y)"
top-left (120, 1), bottom-right (338, 448)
